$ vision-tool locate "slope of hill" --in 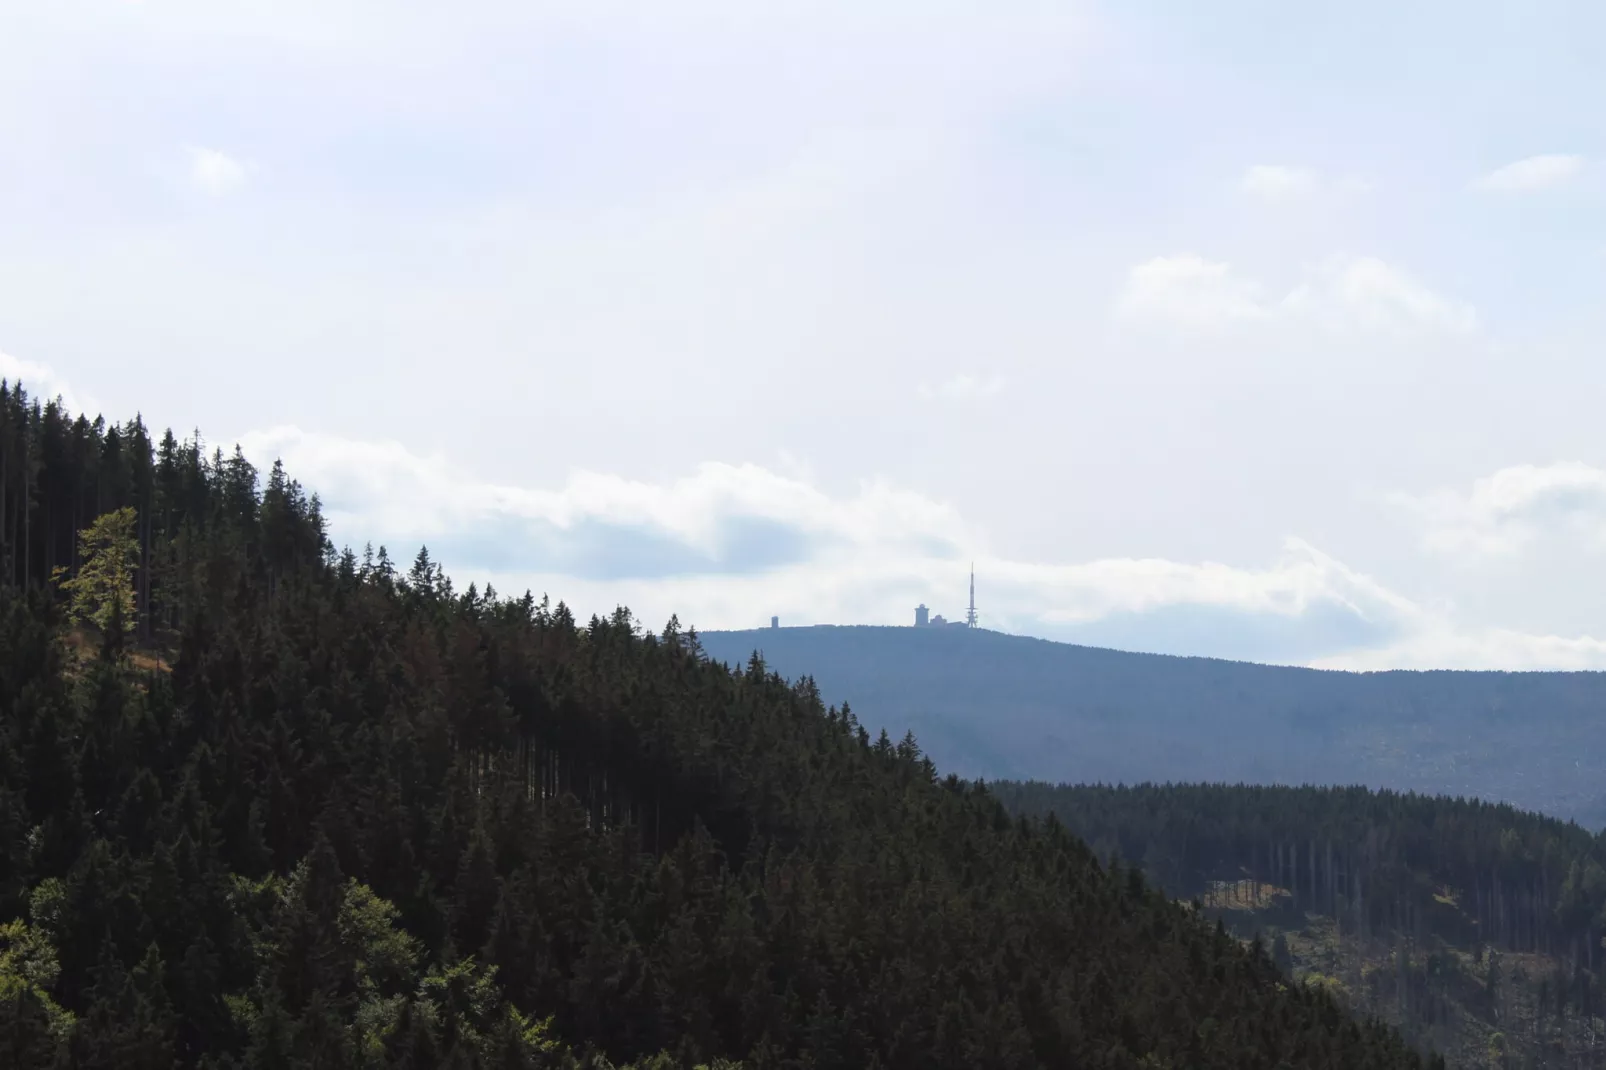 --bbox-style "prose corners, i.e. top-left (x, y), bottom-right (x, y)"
top-left (698, 626), bottom-right (1606, 828)
top-left (0, 386), bottom-right (1443, 1067)
top-left (990, 781), bottom-right (1606, 1069)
